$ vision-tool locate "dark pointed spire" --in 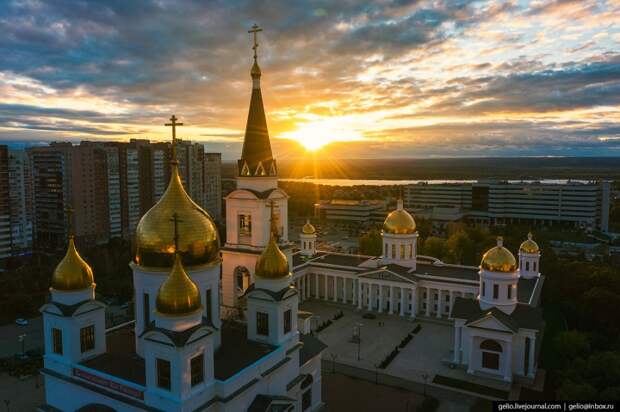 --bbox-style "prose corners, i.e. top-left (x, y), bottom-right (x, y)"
top-left (238, 24), bottom-right (277, 178)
